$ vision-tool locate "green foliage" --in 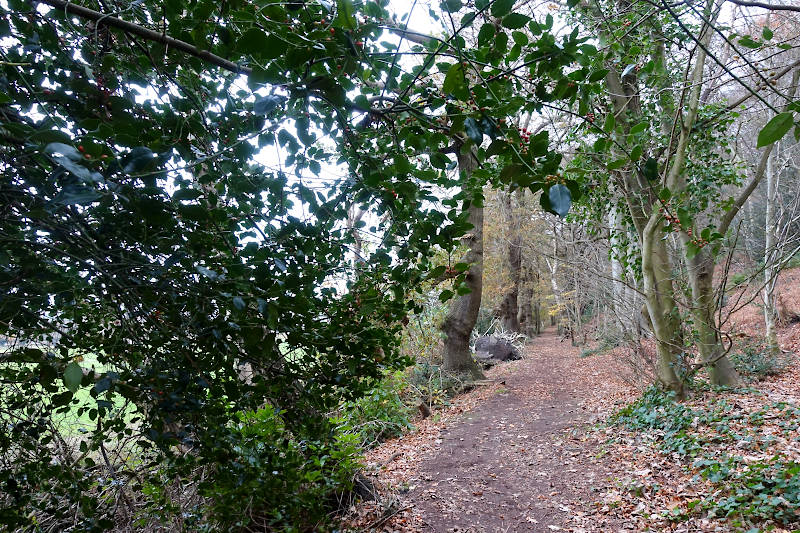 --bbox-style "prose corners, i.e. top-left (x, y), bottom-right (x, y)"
top-left (407, 360), bottom-right (466, 408)
top-left (338, 373), bottom-right (412, 448)
top-left (613, 390), bottom-right (800, 526)
top-left (696, 457), bottom-right (800, 523)
top-left (196, 405), bottom-right (361, 532)
top-left (611, 387), bottom-right (700, 456)
top-left (784, 251), bottom-right (800, 270)
top-left (579, 335), bottom-right (620, 358)
top-left (730, 343), bottom-right (794, 381)
top-left (729, 272), bottom-right (750, 288)
top-left (757, 112), bottom-right (795, 148)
